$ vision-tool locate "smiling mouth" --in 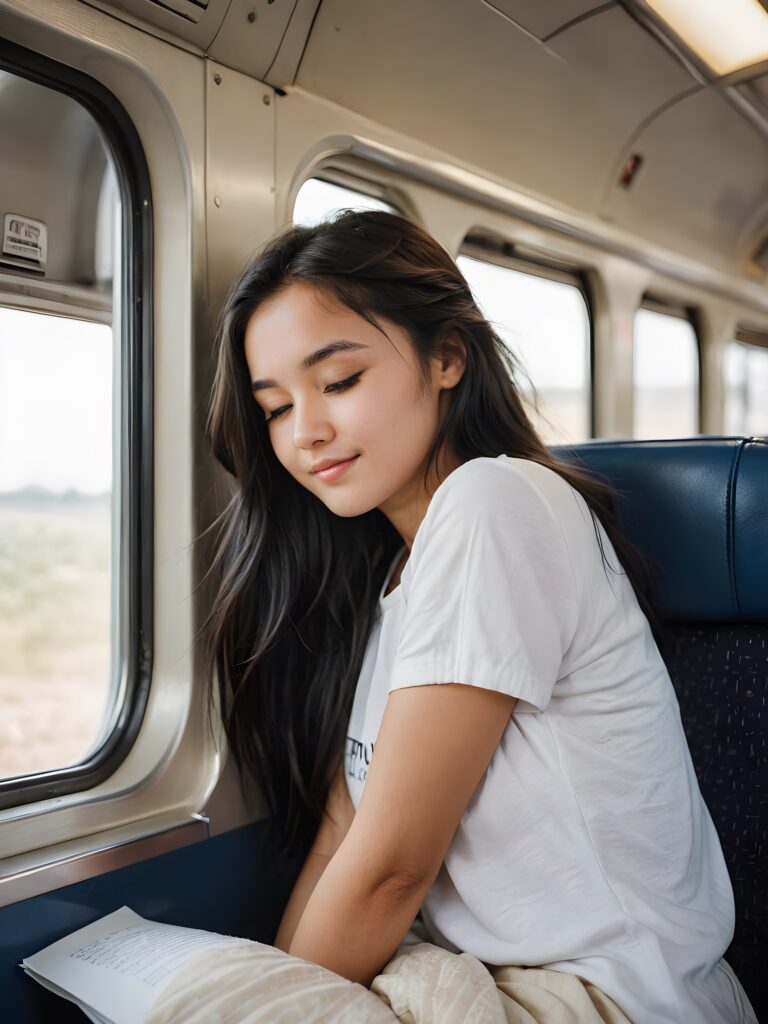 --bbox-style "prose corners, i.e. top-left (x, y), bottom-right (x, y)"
top-left (312, 455), bottom-right (360, 482)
